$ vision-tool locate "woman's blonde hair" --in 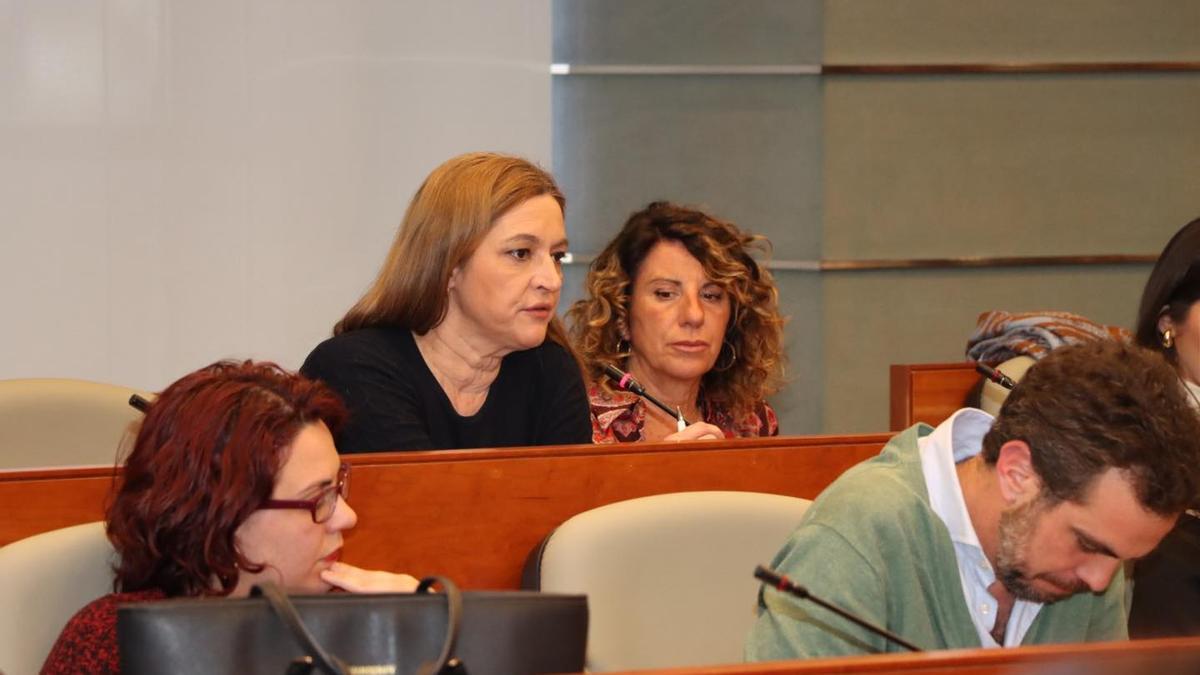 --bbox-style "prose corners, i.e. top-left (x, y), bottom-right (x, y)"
top-left (567, 201), bottom-right (786, 416)
top-left (335, 152), bottom-right (568, 345)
